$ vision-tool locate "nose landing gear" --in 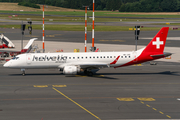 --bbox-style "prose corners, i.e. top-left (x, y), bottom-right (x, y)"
top-left (21, 69), bottom-right (26, 76)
